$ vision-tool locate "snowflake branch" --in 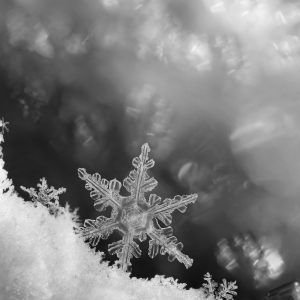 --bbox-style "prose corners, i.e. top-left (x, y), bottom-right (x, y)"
top-left (78, 168), bottom-right (122, 210)
top-left (123, 143), bottom-right (157, 205)
top-left (150, 194), bottom-right (198, 226)
top-left (148, 225), bottom-right (193, 269)
top-left (108, 232), bottom-right (142, 272)
top-left (81, 216), bottom-right (119, 247)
